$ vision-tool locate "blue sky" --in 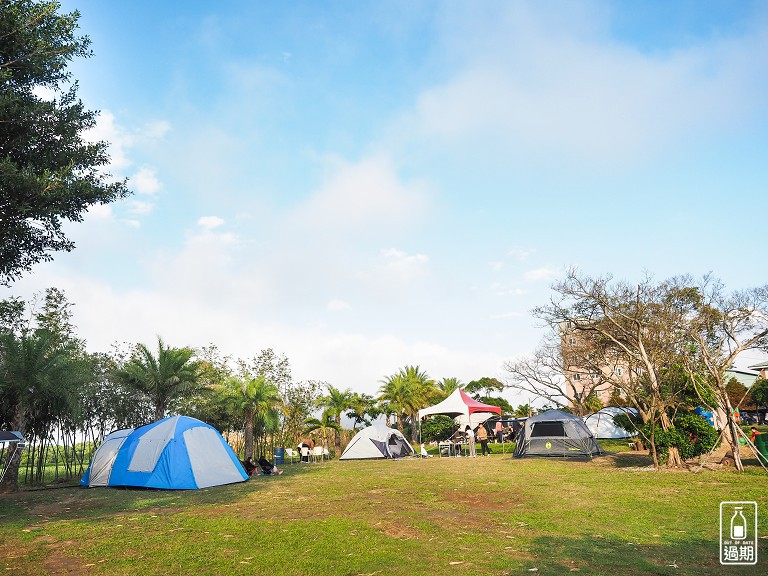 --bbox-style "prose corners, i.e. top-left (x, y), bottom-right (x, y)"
top-left (5, 1), bottom-right (768, 402)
